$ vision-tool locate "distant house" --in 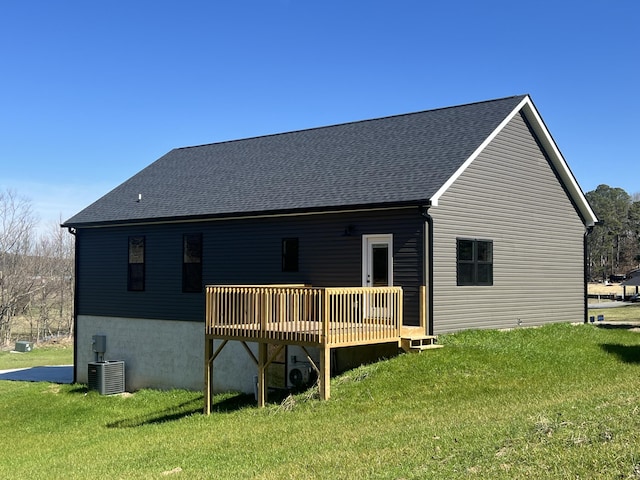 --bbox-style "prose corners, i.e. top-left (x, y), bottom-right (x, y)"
top-left (621, 269), bottom-right (640, 297)
top-left (63, 95), bottom-right (598, 394)
top-left (626, 269), bottom-right (640, 279)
